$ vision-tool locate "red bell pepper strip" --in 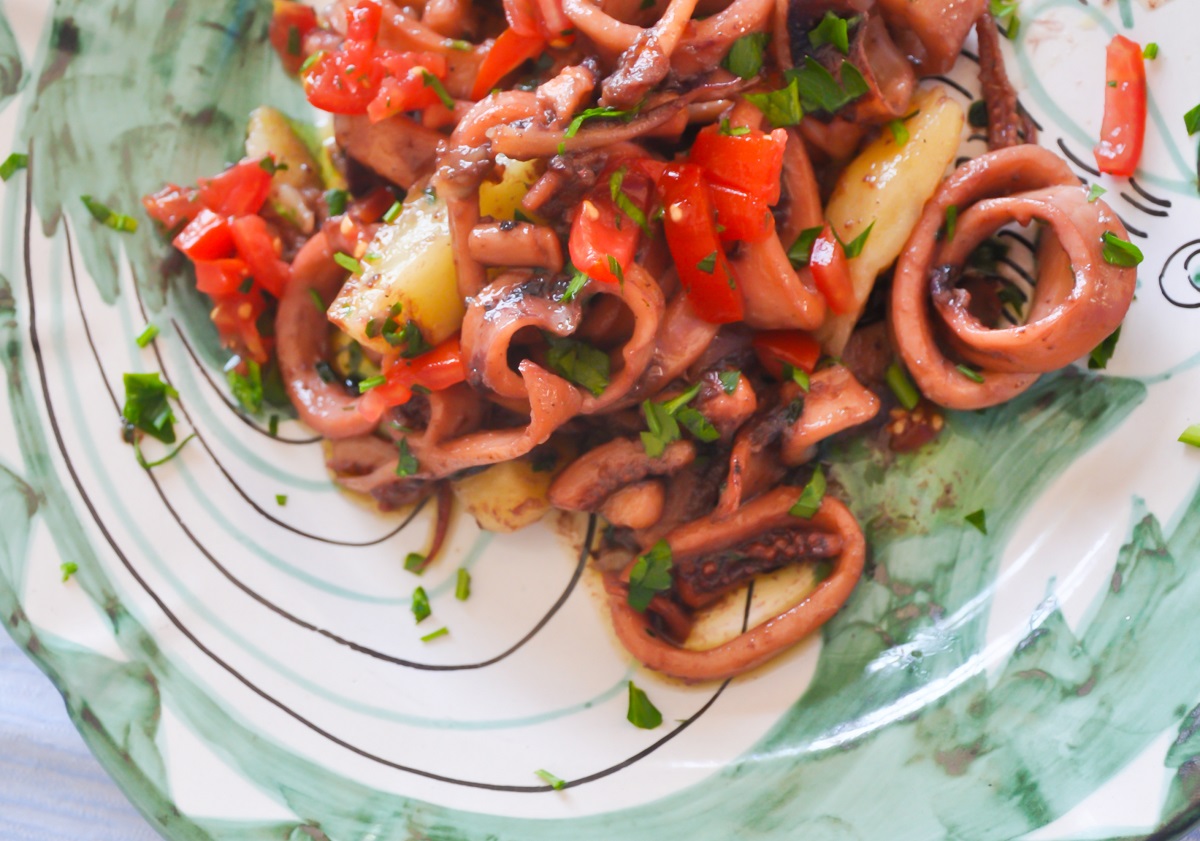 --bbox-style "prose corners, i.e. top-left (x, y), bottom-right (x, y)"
top-left (197, 159), bottom-right (273, 217)
top-left (269, 1), bottom-right (319, 75)
top-left (752, 330), bottom-right (821, 381)
top-left (471, 28), bottom-right (545, 101)
top-left (1093, 34), bottom-right (1146, 177)
top-left (194, 258), bottom-right (251, 297)
top-left (688, 125), bottom-right (788, 206)
top-left (142, 184), bottom-right (201, 232)
top-left (658, 163), bottom-right (743, 324)
top-left (358, 336), bottom-right (467, 422)
top-left (230, 215), bottom-right (290, 298)
top-left (708, 181), bottom-right (773, 243)
top-left (808, 225), bottom-right (855, 315)
top-left (173, 209), bottom-right (235, 261)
